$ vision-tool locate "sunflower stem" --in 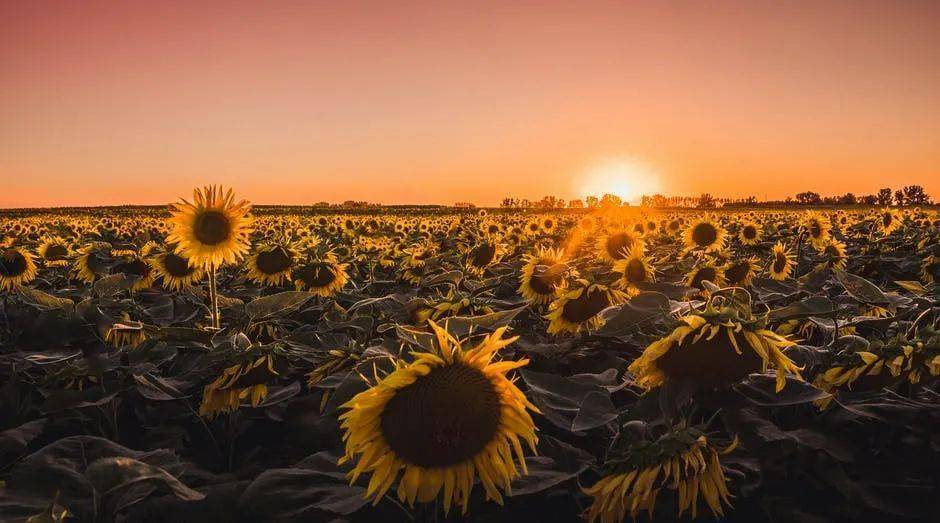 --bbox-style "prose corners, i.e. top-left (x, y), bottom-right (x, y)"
top-left (208, 264), bottom-right (220, 329)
